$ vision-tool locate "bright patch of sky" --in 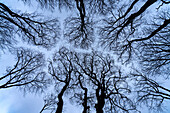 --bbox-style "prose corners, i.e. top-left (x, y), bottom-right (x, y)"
top-left (0, 88), bottom-right (44, 113)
